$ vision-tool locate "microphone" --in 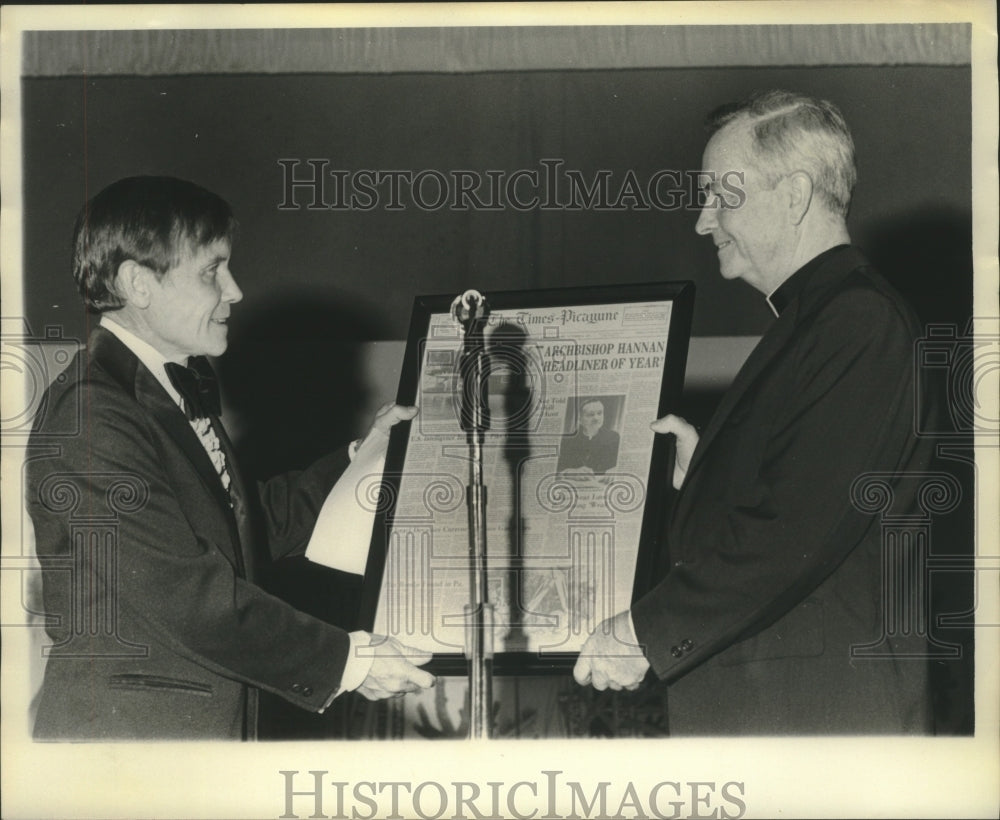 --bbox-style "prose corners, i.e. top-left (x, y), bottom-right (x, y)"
top-left (451, 289), bottom-right (489, 327)
top-left (451, 289), bottom-right (490, 433)
top-left (448, 288), bottom-right (494, 737)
